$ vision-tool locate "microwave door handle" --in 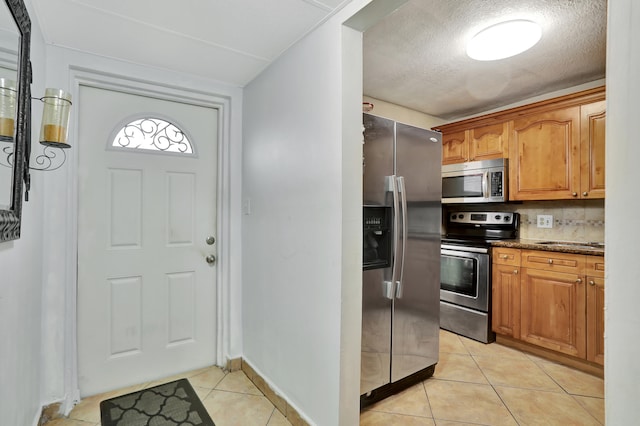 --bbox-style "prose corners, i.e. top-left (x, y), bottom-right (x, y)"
top-left (396, 176), bottom-right (407, 299)
top-left (483, 171), bottom-right (490, 199)
top-left (383, 175), bottom-right (399, 300)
